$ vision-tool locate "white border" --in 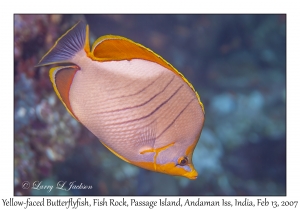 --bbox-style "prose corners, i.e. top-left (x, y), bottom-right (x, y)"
top-left (2, 1), bottom-right (299, 209)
